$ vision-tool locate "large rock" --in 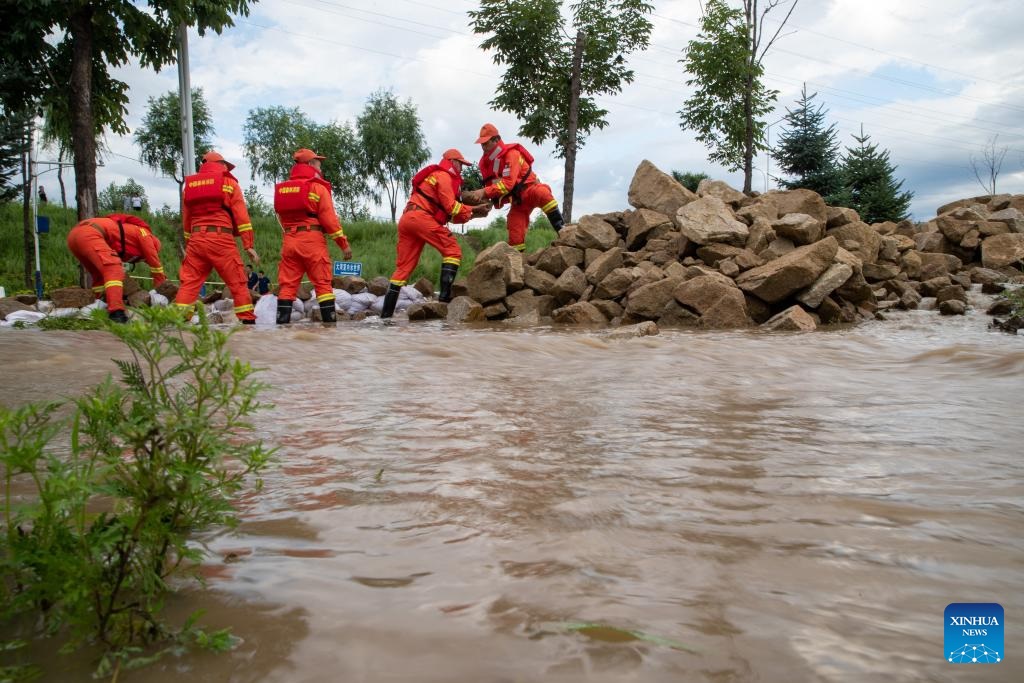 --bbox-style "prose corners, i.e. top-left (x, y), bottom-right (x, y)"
top-left (826, 206), bottom-right (860, 228)
top-left (406, 302), bottom-right (448, 320)
top-left (50, 287), bottom-right (95, 309)
top-left (796, 263), bottom-right (853, 308)
top-left (523, 266), bottom-right (557, 295)
top-left (939, 299), bottom-right (967, 316)
top-left (594, 267), bottom-right (638, 300)
top-left (466, 261), bottom-right (507, 304)
top-left (658, 301), bottom-right (700, 327)
top-left (696, 179), bottom-right (746, 206)
top-left (696, 243), bottom-right (743, 267)
top-left (585, 247), bottom-right (624, 286)
top-left (735, 237), bottom-right (839, 303)
top-left (761, 305), bottom-right (817, 332)
top-left (535, 245), bottom-right (584, 276)
top-left (552, 301), bottom-right (606, 325)
top-left (590, 299), bottom-right (623, 321)
top-left (918, 252), bottom-right (963, 280)
top-left (987, 208), bottom-right (1024, 233)
top-left (475, 241), bottom-right (525, 290)
top-left (675, 196), bottom-right (749, 246)
top-left (624, 209), bottom-right (673, 250)
top-left (672, 275), bottom-right (749, 328)
top-left (365, 276), bottom-right (389, 296)
top-left (772, 213), bottom-right (824, 245)
top-left (937, 215), bottom-right (975, 243)
top-left (761, 189), bottom-right (828, 227)
top-left (627, 160), bottom-right (698, 218)
top-left (624, 277), bottom-right (683, 319)
top-left (605, 321), bottom-right (660, 339)
top-left (745, 217), bottom-right (776, 253)
top-left (862, 261), bottom-right (901, 282)
top-left (981, 233), bottom-right (1024, 268)
top-left (575, 215), bottom-right (620, 251)
top-left (0, 298), bottom-right (32, 320)
top-left (413, 277), bottom-right (434, 298)
top-left (826, 221), bottom-right (882, 263)
top-left (551, 265), bottom-right (587, 304)
top-left (504, 289), bottom-right (539, 317)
